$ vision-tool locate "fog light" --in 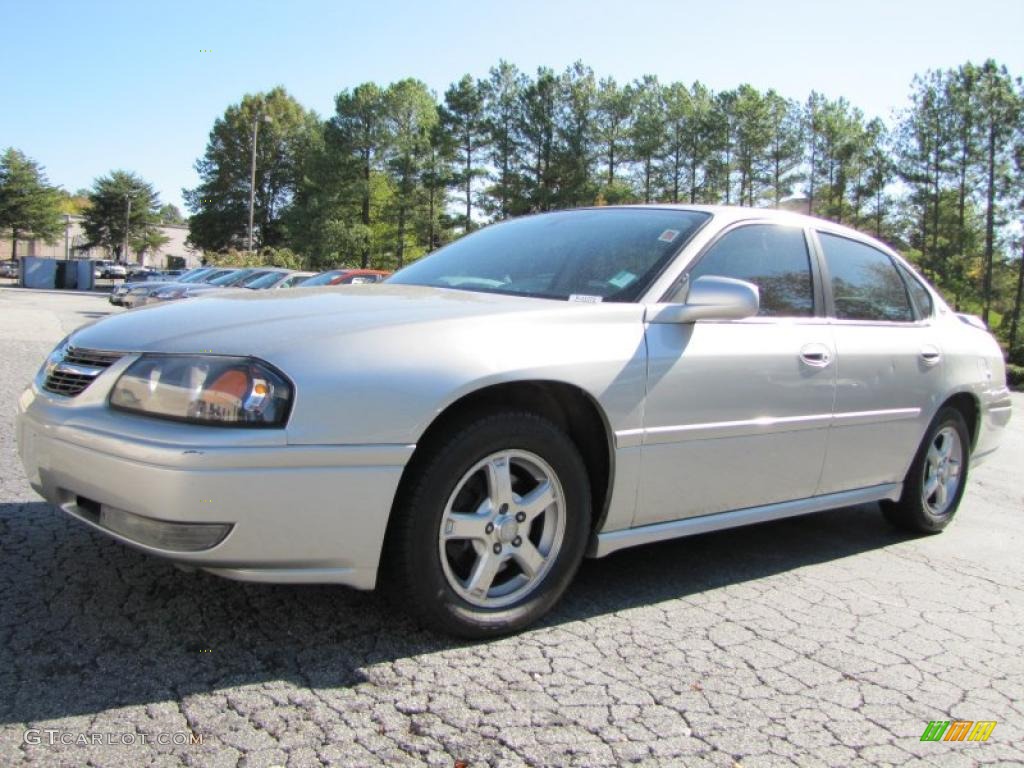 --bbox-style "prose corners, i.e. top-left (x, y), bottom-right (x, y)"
top-left (99, 505), bottom-right (231, 551)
